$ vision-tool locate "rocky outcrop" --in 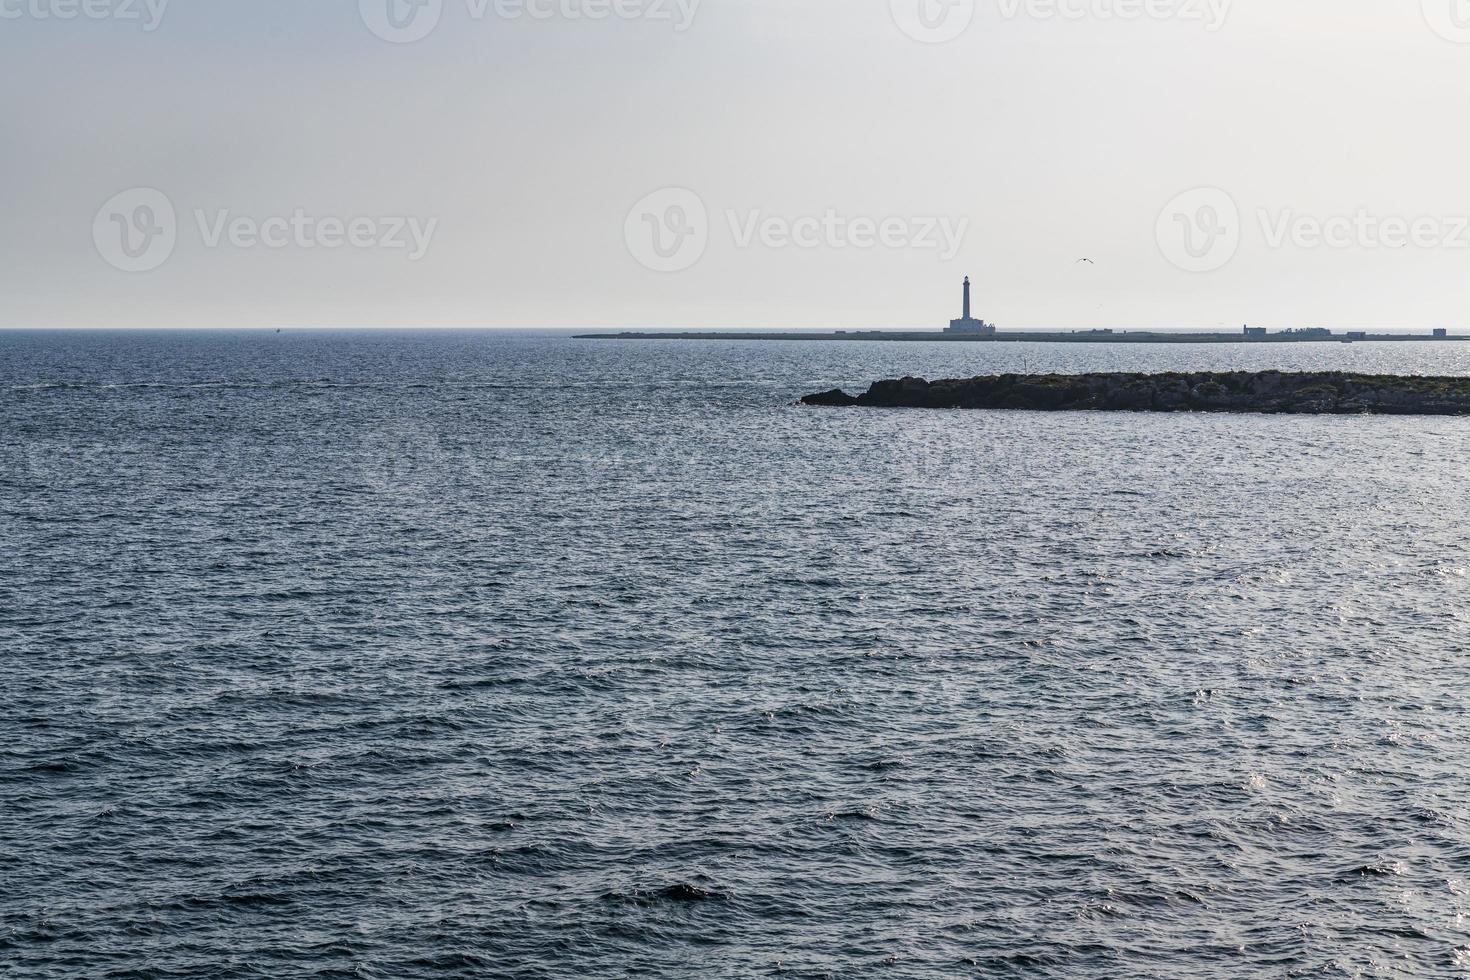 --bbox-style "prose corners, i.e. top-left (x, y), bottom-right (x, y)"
top-left (801, 372), bottom-right (1470, 415)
